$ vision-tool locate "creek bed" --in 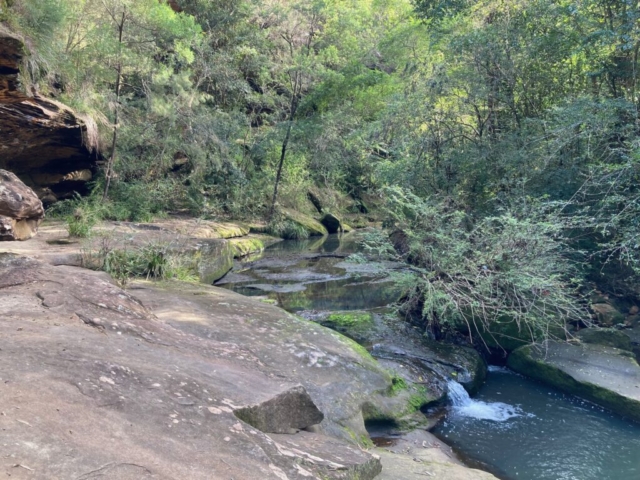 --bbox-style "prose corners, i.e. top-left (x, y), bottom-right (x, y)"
top-left (219, 233), bottom-right (640, 480)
